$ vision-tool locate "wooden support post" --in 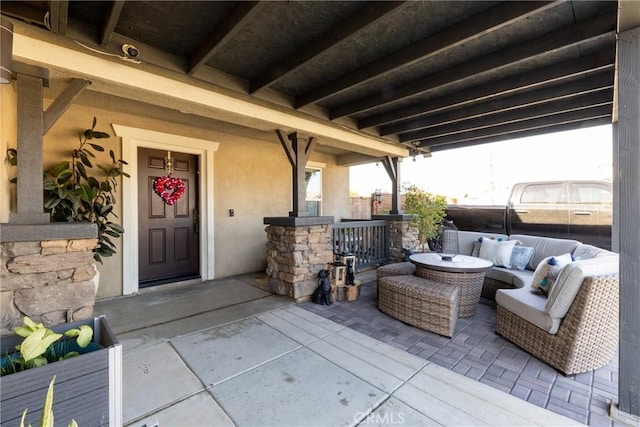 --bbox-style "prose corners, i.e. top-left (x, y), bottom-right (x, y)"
top-left (276, 130), bottom-right (316, 217)
top-left (10, 73), bottom-right (89, 224)
top-left (10, 74), bottom-right (49, 224)
top-left (614, 25), bottom-right (640, 419)
top-left (381, 156), bottom-right (403, 215)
